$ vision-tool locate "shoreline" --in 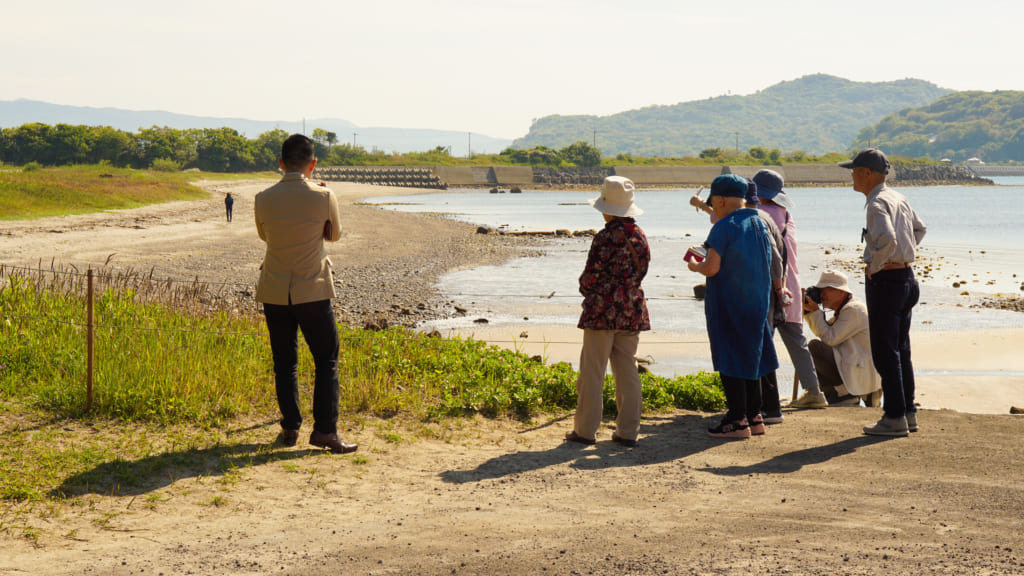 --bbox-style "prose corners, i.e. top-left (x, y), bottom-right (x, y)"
top-left (4, 178), bottom-right (1022, 415)
top-left (436, 322), bottom-right (1024, 415)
